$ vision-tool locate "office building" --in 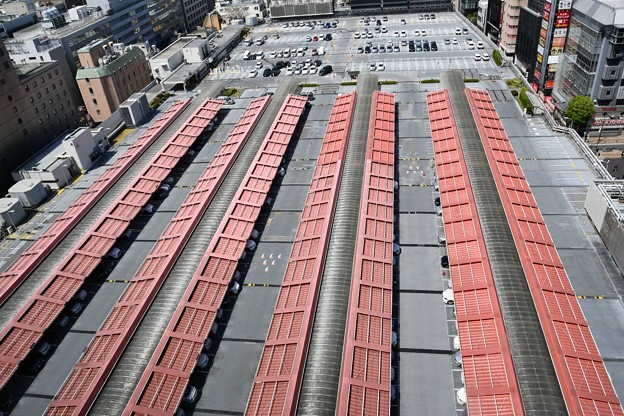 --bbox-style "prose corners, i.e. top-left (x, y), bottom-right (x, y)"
top-left (76, 40), bottom-right (152, 123)
top-left (553, 0), bottom-right (624, 135)
top-left (0, 39), bottom-right (79, 195)
top-left (179, 0), bottom-right (214, 32)
top-left (530, 0), bottom-right (572, 103)
top-left (515, 0), bottom-right (543, 77)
